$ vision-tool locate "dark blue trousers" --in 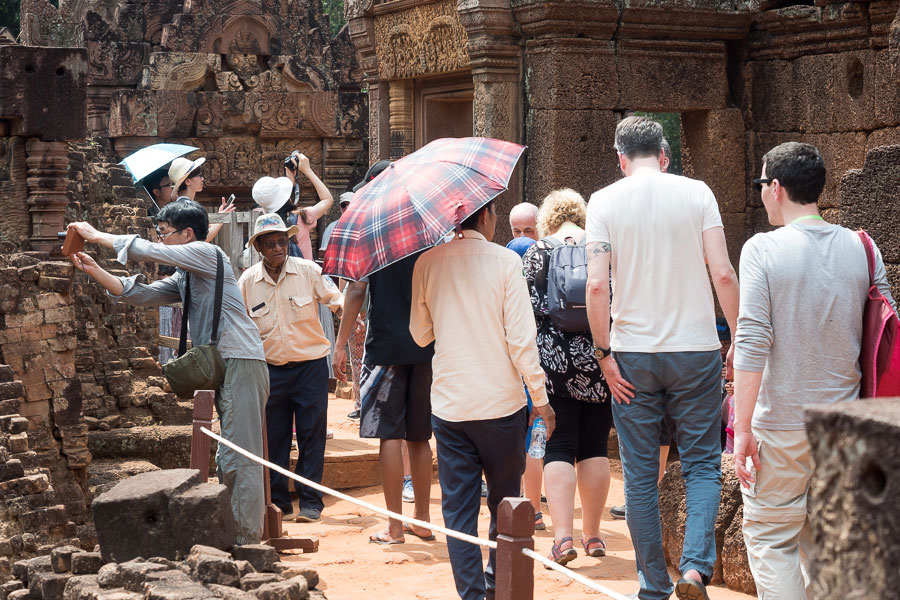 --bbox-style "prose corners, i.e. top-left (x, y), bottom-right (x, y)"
top-left (266, 357), bottom-right (329, 514)
top-left (432, 408), bottom-right (527, 600)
